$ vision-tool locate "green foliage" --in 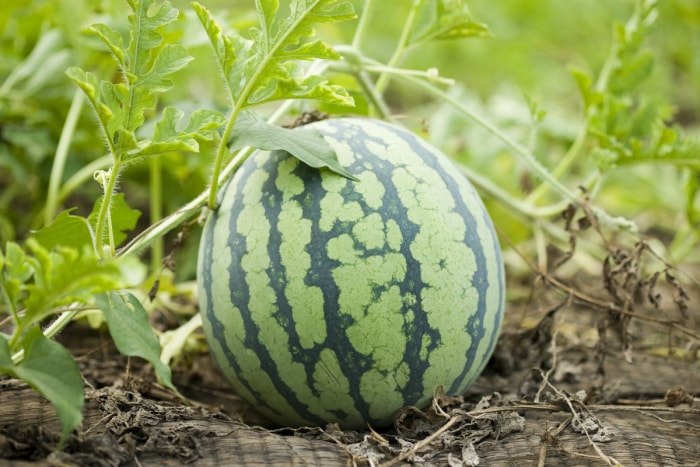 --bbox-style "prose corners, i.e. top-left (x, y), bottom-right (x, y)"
top-left (229, 111), bottom-right (358, 180)
top-left (1, 239), bottom-right (123, 329)
top-left (2, 0), bottom-right (361, 448)
top-left (88, 194), bottom-right (142, 248)
top-left (572, 0), bottom-right (699, 171)
top-left (0, 0), bottom-right (698, 452)
top-left (0, 327), bottom-right (83, 448)
top-left (95, 291), bottom-right (176, 391)
top-left (33, 210), bottom-right (94, 251)
top-left (192, 0), bottom-right (355, 107)
top-left (66, 1), bottom-right (193, 156)
top-left (0, 22), bottom-right (79, 244)
top-left (409, 0), bottom-right (491, 48)
top-left (0, 239), bottom-right (122, 446)
top-left (192, 0), bottom-right (357, 208)
top-left (65, 0), bottom-right (200, 257)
